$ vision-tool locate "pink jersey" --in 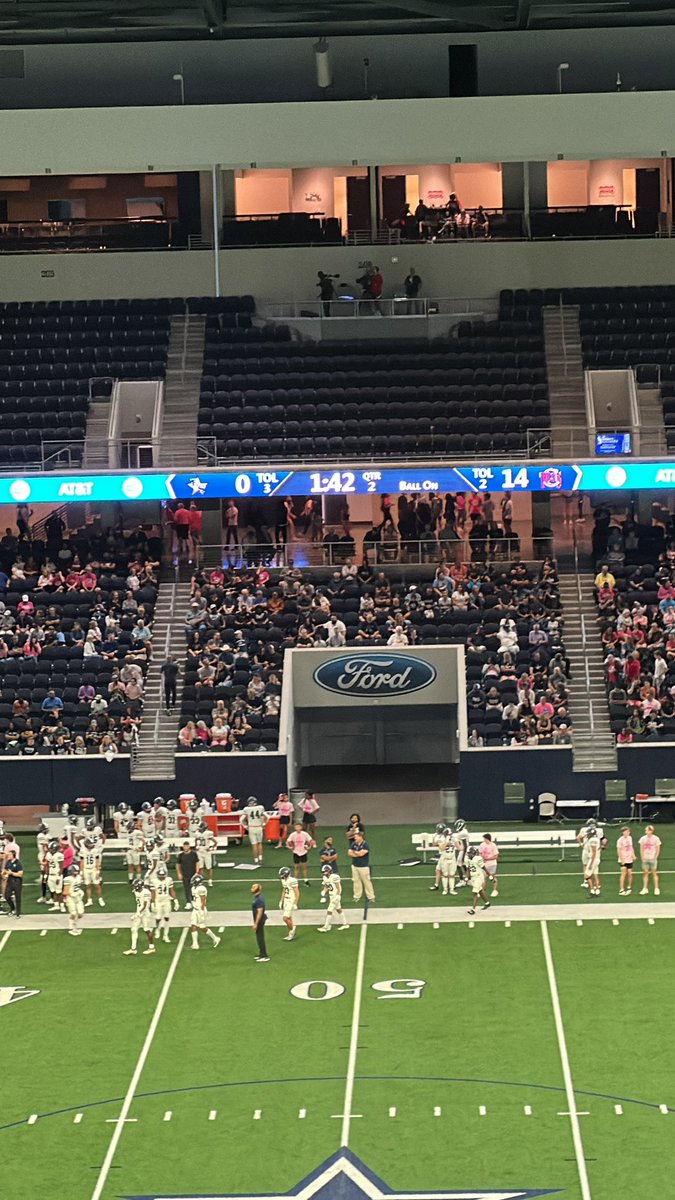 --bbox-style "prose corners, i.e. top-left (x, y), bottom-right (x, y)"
top-left (275, 799), bottom-right (294, 818)
top-left (479, 842), bottom-right (499, 863)
top-left (639, 834), bottom-right (661, 859)
top-left (616, 834), bottom-right (635, 864)
top-left (287, 831), bottom-right (313, 855)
